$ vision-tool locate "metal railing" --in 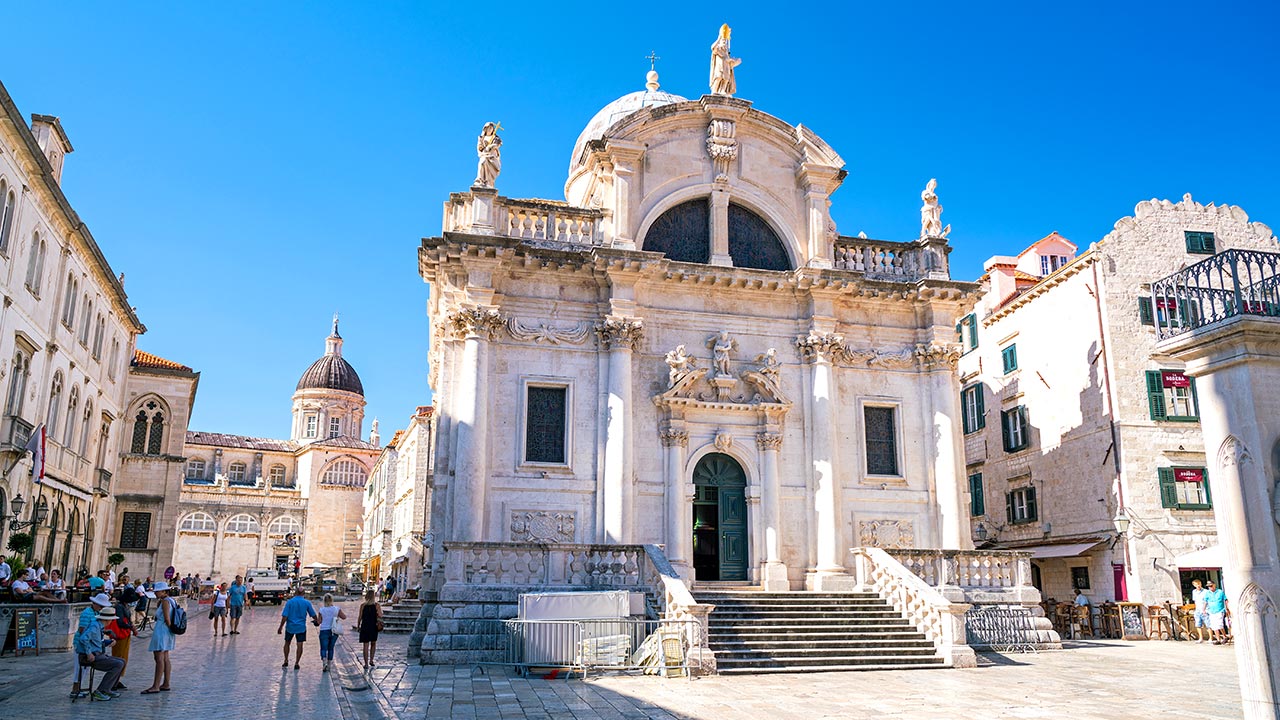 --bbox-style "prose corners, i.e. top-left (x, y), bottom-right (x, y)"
top-left (1152, 249), bottom-right (1280, 340)
top-left (468, 618), bottom-right (699, 678)
top-left (965, 605), bottom-right (1038, 653)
